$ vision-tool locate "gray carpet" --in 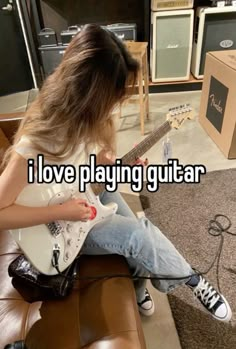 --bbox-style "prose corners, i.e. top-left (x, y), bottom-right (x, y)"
top-left (140, 168), bottom-right (236, 349)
